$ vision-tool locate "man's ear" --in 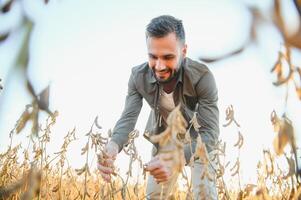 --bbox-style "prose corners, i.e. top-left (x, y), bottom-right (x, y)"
top-left (182, 44), bottom-right (187, 57)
